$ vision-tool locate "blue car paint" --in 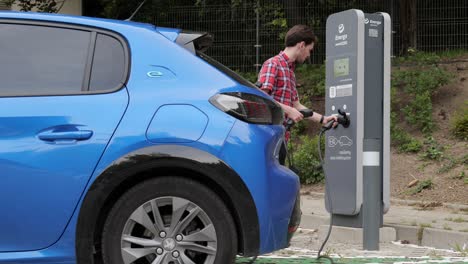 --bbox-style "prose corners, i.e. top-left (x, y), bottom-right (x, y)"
top-left (146, 104), bottom-right (209, 143)
top-left (0, 11), bottom-right (300, 263)
top-left (221, 122), bottom-right (300, 253)
top-left (0, 90), bottom-right (129, 252)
